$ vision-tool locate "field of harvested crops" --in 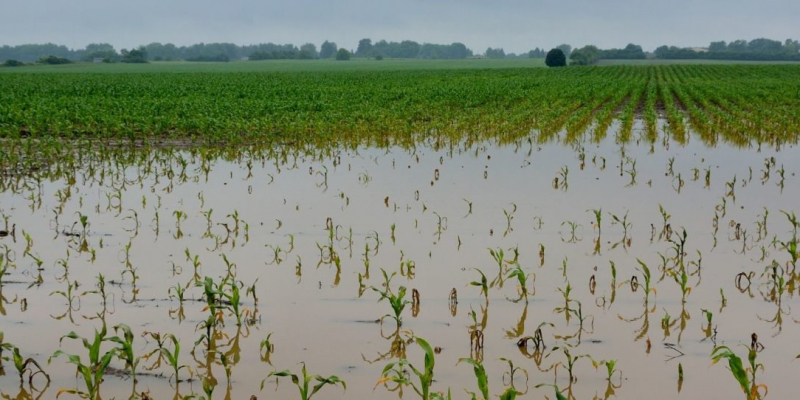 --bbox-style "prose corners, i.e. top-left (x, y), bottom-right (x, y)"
top-left (1, 64), bottom-right (800, 400)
